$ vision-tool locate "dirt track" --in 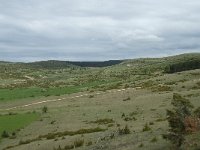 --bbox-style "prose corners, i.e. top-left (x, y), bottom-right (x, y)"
top-left (0, 88), bottom-right (136, 111)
